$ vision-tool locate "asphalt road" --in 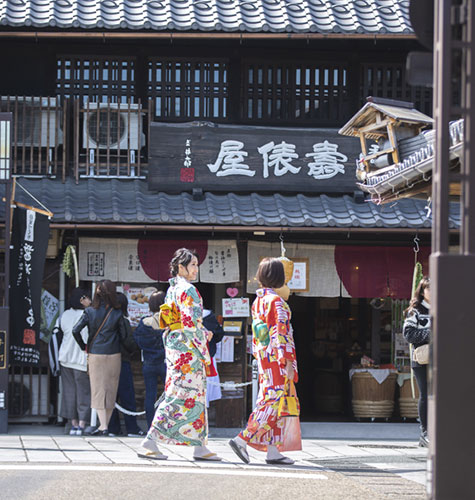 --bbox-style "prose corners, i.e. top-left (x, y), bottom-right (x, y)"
top-left (0, 467), bottom-right (406, 500)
